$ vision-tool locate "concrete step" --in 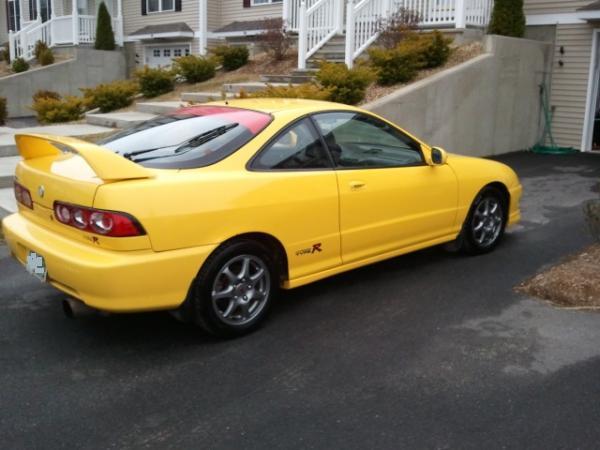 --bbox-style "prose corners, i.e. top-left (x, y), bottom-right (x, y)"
top-left (0, 156), bottom-right (20, 189)
top-left (307, 58), bottom-right (345, 69)
top-left (135, 101), bottom-right (189, 115)
top-left (180, 91), bottom-right (234, 103)
top-left (86, 111), bottom-right (156, 129)
top-left (223, 82), bottom-right (298, 94)
top-left (260, 74), bottom-right (315, 84)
